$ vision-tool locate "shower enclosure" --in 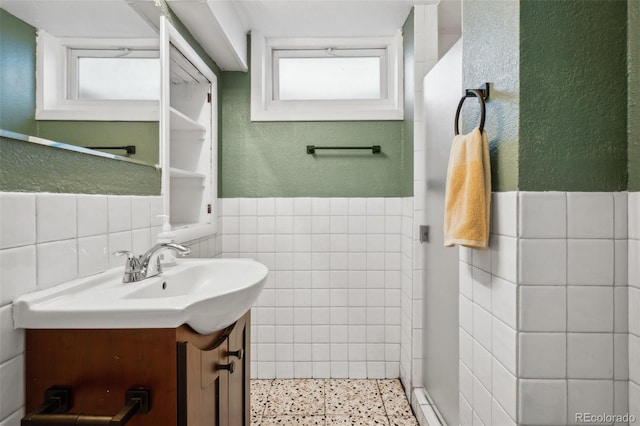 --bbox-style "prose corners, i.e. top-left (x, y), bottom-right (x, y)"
top-left (420, 40), bottom-right (462, 425)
